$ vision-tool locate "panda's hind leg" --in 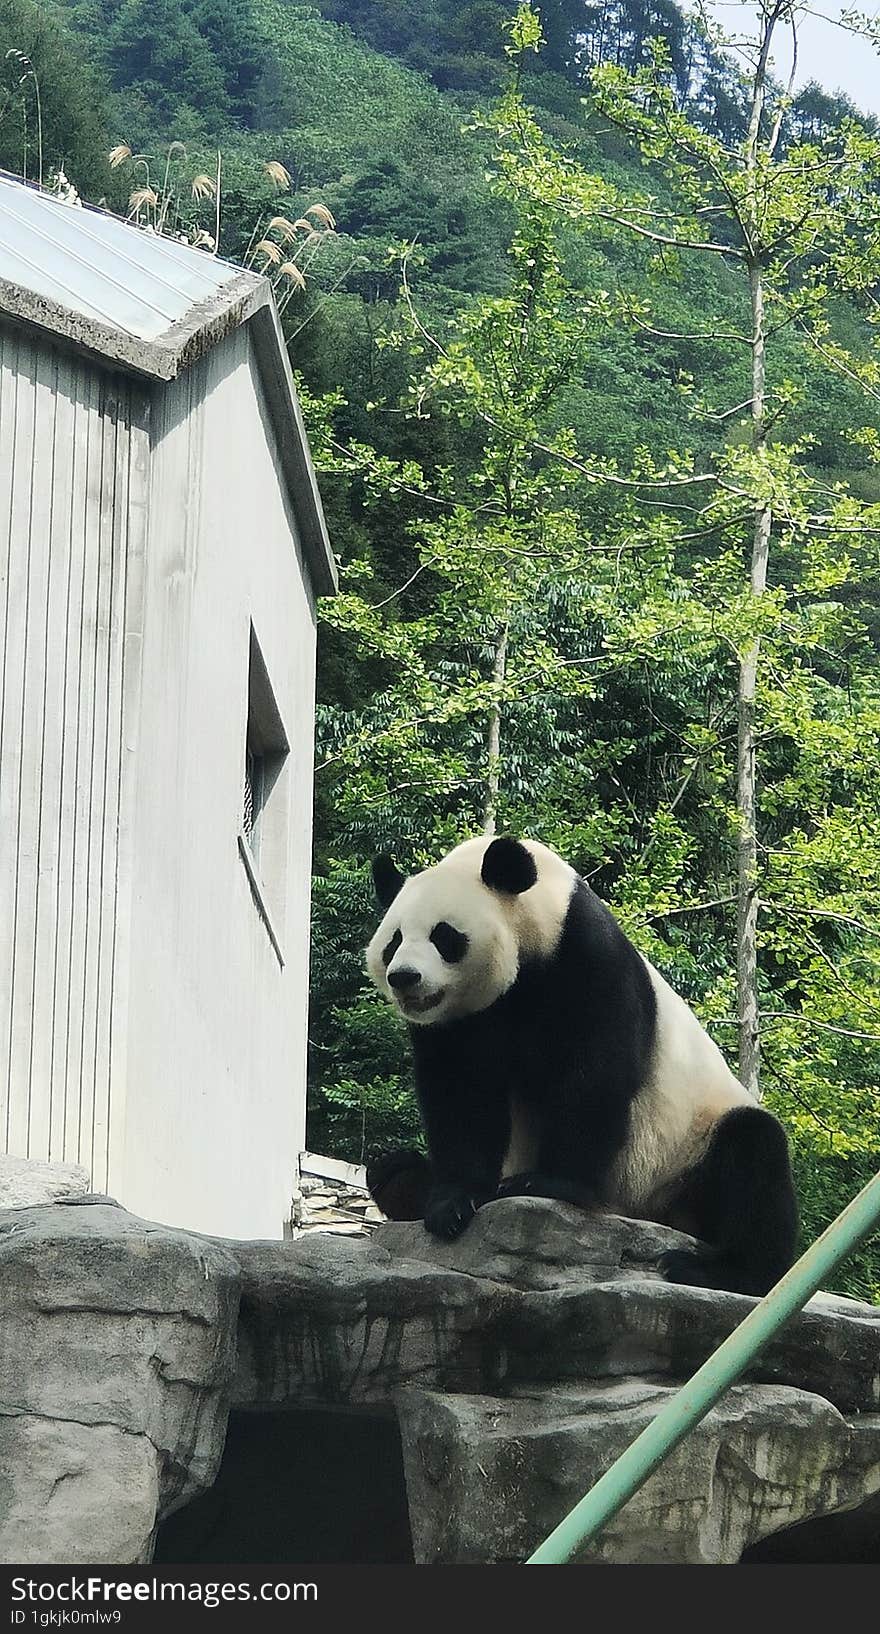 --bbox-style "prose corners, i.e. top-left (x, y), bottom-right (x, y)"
top-left (366, 1149), bottom-right (432, 1221)
top-left (659, 1105), bottom-right (798, 1297)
